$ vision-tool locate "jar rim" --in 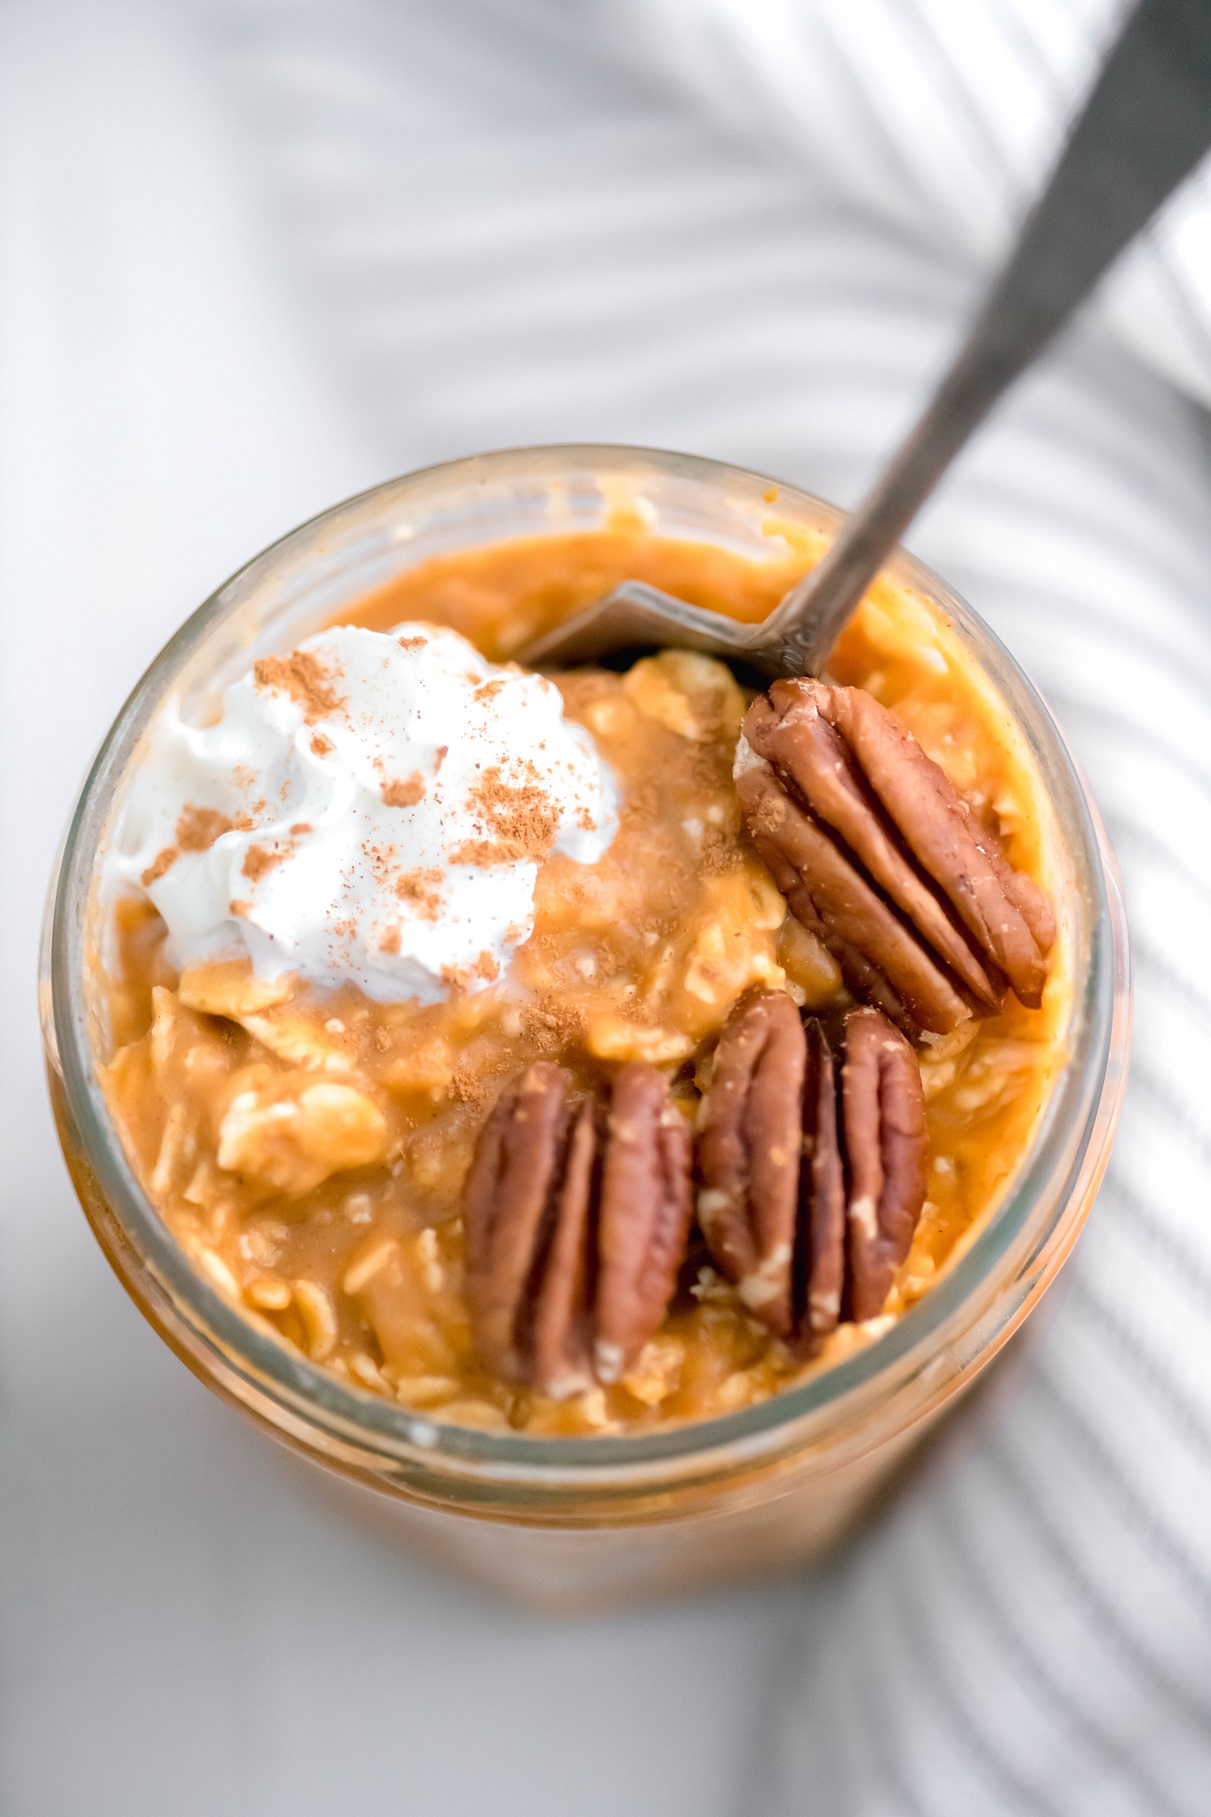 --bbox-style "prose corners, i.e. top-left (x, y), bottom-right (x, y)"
top-left (46, 442), bottom-right (1127, 1490)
